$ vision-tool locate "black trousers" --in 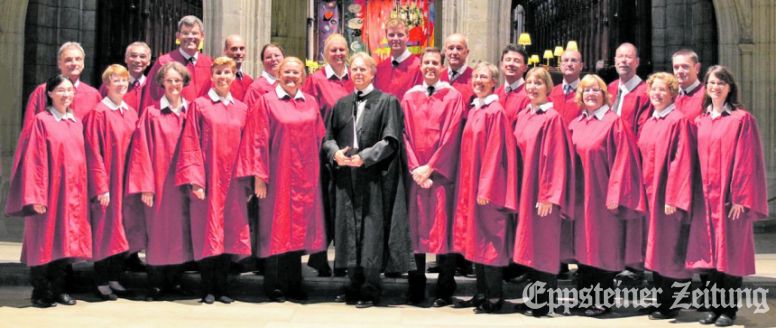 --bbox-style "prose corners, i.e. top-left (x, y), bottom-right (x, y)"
top-left (704, 270), bottom-right (742, 318)
top-left (198, 254), bottom-right (232, 297)
top-left (147, 264), bottom-right (184, 291)
top-left (529, 268), bottom-right (558, 313)
top-left (576, 264), bottom-right (617, 309)
top-left (264, 251), bottom-right (303, 295)
top-left (652, 272), bottom-right (690, 314)
top-left (473, 264), bottom-right (503, 303)
top-left (93, 252), bottom-right (126, 285)
top-left (346, 265), bottom-right (383, 303)
top-left (408, 253), bottom-right (457, 301)
top-left (308, 162), bottom-right (335, 274)
top-left (30, 259), bottom-right (69, 301)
